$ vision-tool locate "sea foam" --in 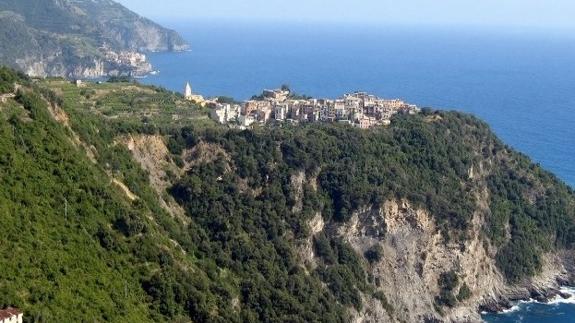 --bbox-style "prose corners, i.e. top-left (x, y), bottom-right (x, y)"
top-left (506, 286), bottom-right (575, 315)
